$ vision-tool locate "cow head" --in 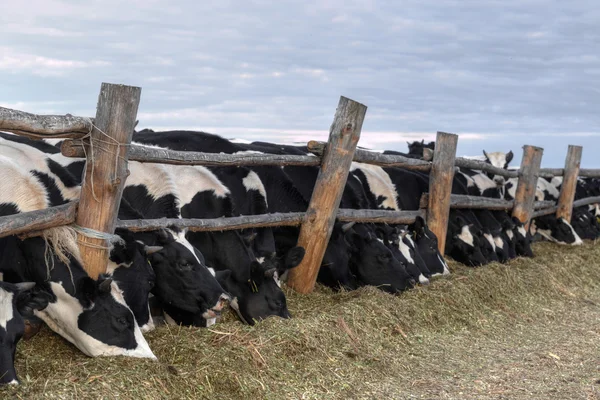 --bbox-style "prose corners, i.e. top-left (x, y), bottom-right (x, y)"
top-left (375, 224), bottom-right (427, 286)
top-left (345, 223), bottom-right (414, 293)
top-left (447, 216), bottom-right (488, 267)
top-left (7, 236), bottom-right (155, 359)
top-left (533, 215), bottom-right (583, 246)
top-left (36, 274), bottom-right (155, 358)
top-left (408, 217), bottom-right (450, 276)
top-left (108, 230), bottom-right (156, 332)
top-left (134, 228), bottom-right (230, 326)
top-left (483, 150), bottom-right (513, 186)
top-left (407, 140), bottom-right (435, 158)
top-left (511, 217), bottom-right (534, 257)
top-left (317, 222), bottom-right (359, 291)
top-left (0, 282), bottom-right (52, 385)
top-left (216, 260), bottom-right (294, 325)
top-left (571, 208), bottom-right (600, 240)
